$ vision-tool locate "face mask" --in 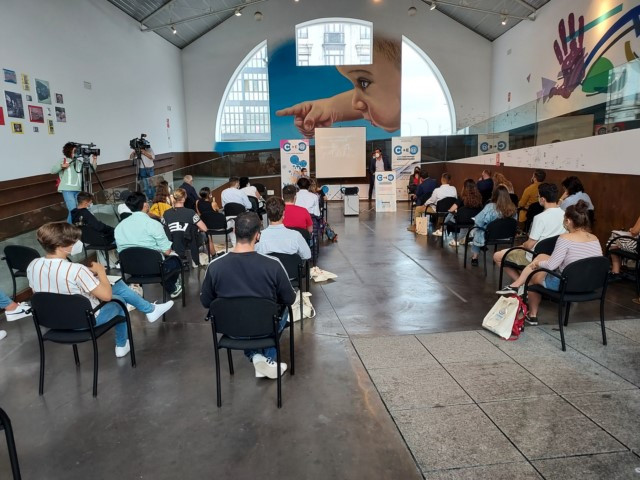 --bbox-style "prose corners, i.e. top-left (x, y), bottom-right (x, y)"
top-left (375, 153), bottom-right (380, 158)
top-left (68, 240), bottom-right (84, 256)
